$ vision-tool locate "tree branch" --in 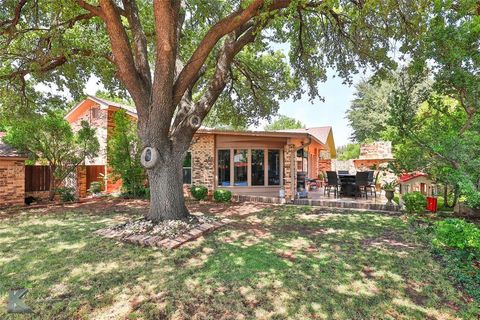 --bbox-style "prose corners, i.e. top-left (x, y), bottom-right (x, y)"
top-left (122, 0), bottom-right (151, 90)
top-left (76, 0), bottom-right (105, 18)
top-left (172, 0), bottom-right (296, 107)
top-left (0, 0), bottom-right (27, 32)
top-left (0, 49), bottom-right (94, 80)
top-left (171, 24), bottom-right (259, 145)
top-left (97, 0), bottom-right (147, 111)
top-left (399, 125), bottom-right (461, 170)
